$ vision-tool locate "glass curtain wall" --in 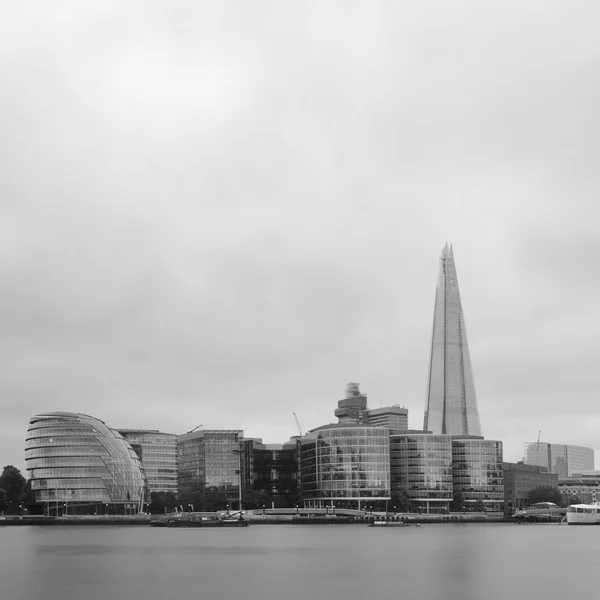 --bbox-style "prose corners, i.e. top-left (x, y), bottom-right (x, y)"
top-left (390, 433), bottom-right (453, 513)
top-left (300, 425), bottom-right (390, 510)
top-left (25, 412), bottom-right (145, 515)
top-left (451, 438), bottom-right (504, 511)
